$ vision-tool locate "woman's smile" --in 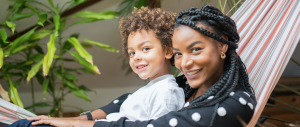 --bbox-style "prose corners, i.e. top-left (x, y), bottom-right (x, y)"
top-left (184, 69), bottom-right (202, 79)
